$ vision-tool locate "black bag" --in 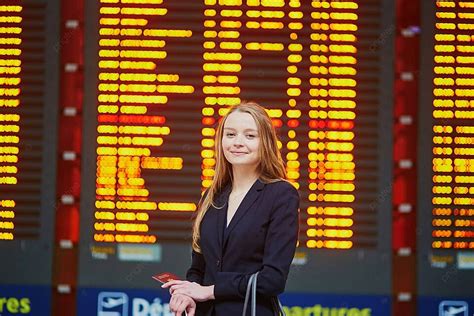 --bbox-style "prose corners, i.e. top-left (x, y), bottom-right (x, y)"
top-left (242, 272), bottom-right (286, 316)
